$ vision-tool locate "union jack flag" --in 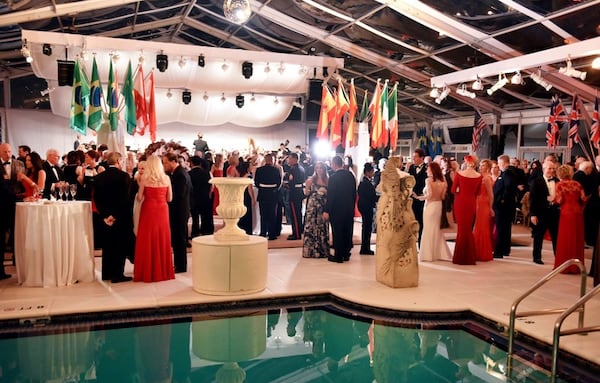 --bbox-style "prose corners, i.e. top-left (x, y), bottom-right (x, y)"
top-left (567, 94), bottom-right (581, 149)
top-left (591, 97), bottom-right (599, 149)
top-left (546, 95), bottom-right (567, 148)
